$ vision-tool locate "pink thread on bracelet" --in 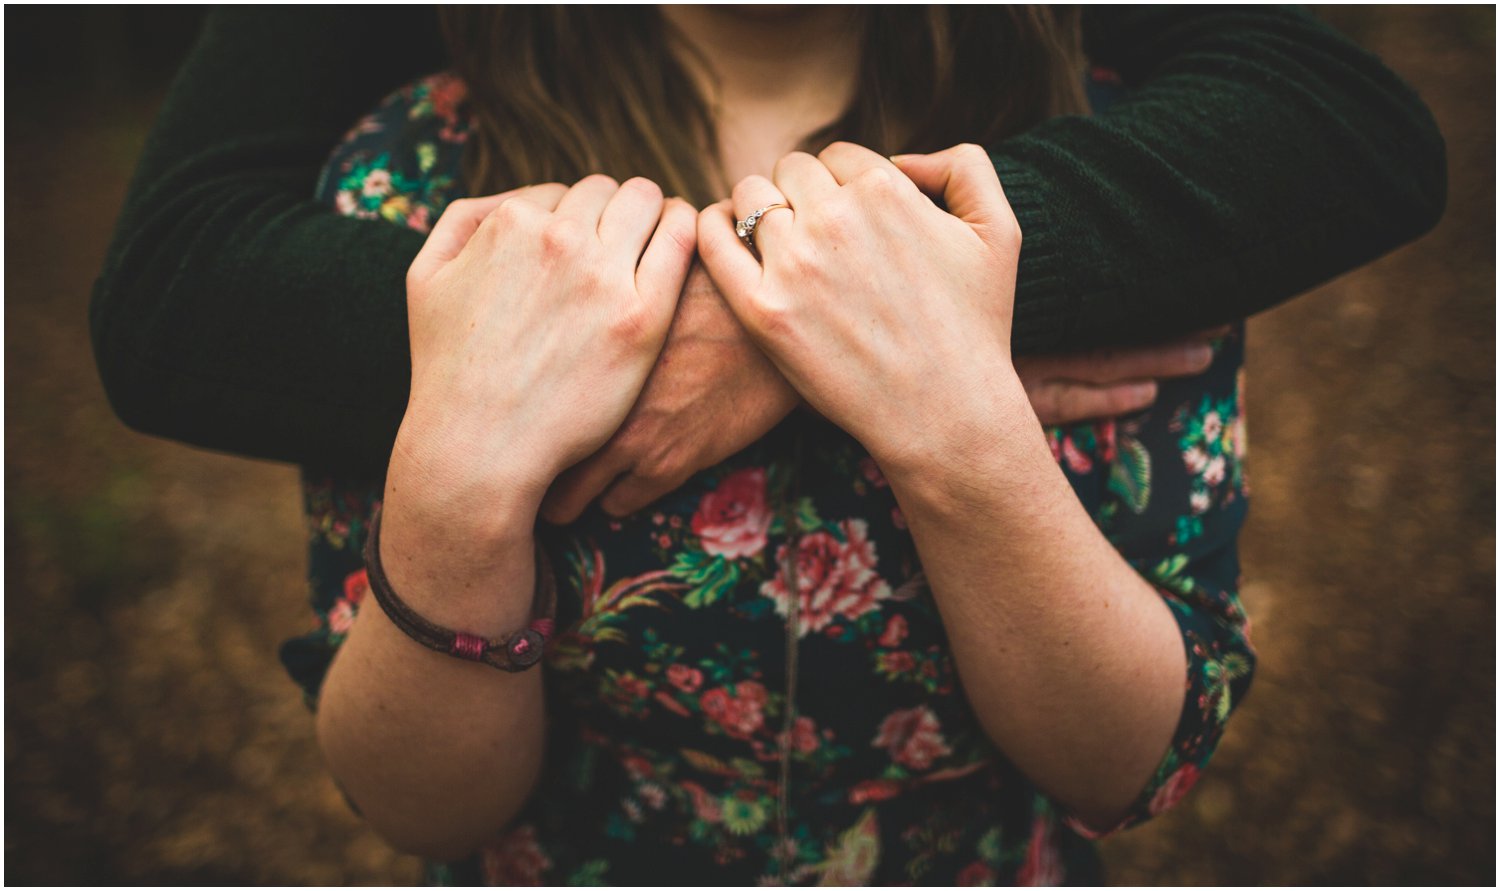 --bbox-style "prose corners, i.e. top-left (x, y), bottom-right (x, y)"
top-left (450, 633), bottom-right (487, 661)
top-left (529, 618), bottom-right (555, 639)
